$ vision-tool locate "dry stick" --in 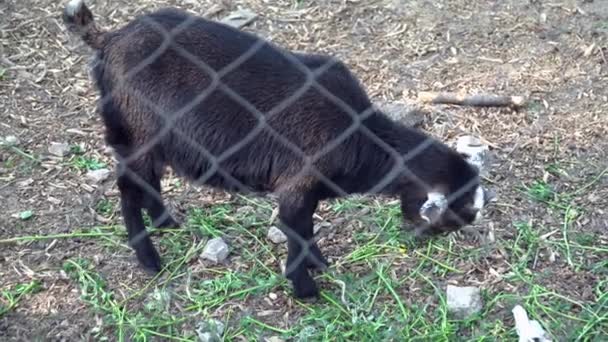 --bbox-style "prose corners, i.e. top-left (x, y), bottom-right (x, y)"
top-left (418, 91), bottom-right (526, 108)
